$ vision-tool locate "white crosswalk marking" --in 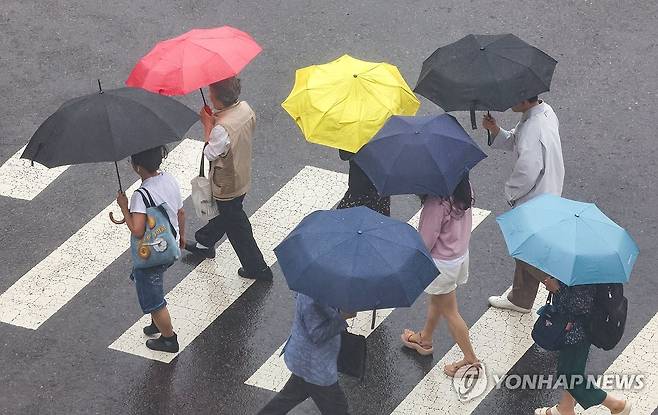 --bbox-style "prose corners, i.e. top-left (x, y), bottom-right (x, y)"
top-left (0, 145), bottom-right (69, 200)
top-left (391, 287), bottom-right (545, 415)
top-left (108, 166), bottom-right (349, 363)
top-left (0, 139), bottom-right (203, 329)
top-left (245, 207), bottom-right (491, 392)
top-left (583, 312), bottom-right (658, 414)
